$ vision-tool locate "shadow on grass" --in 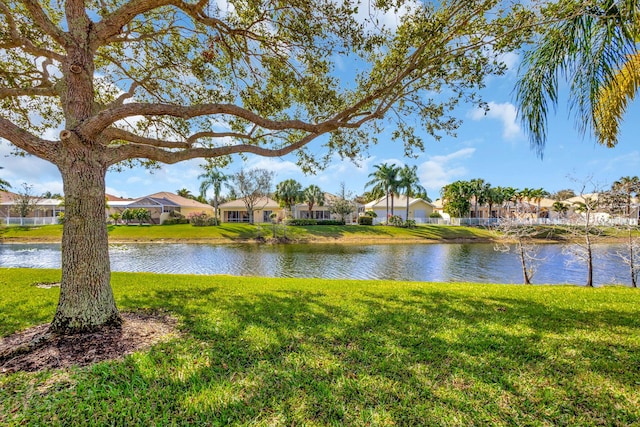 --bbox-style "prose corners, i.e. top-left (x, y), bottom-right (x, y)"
top-left (7, 283), bottom-right (634, 425)
top-left (218, 224), bottom-right (260, 240)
